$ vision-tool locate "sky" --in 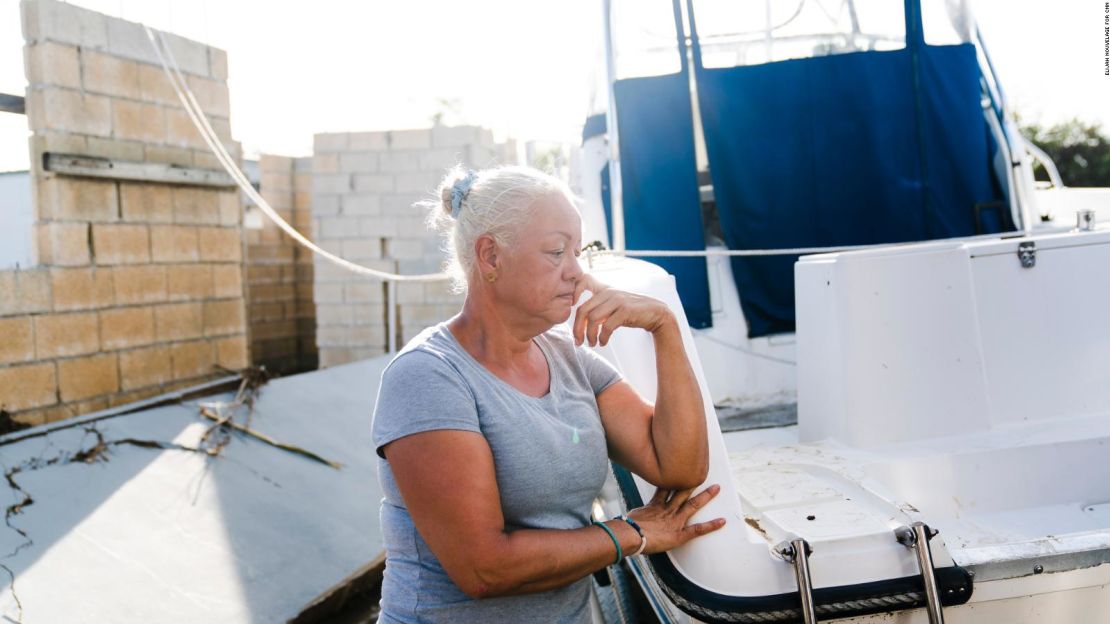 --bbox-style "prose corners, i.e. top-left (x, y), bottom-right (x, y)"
top-left (0, 0), bottom-right (1108, 172)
